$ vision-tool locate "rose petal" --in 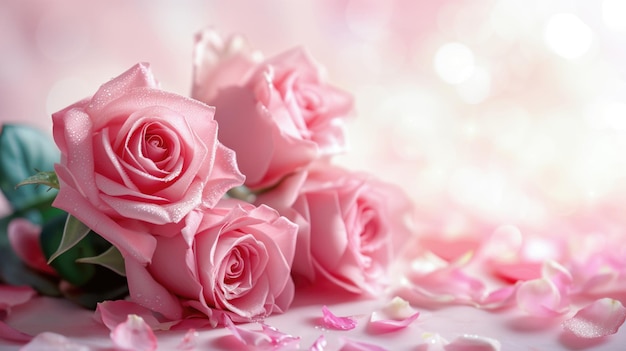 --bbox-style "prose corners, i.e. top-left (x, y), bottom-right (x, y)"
top-left (562, 298), bottom-right (626, 338)
top-left (20, 332), bottom-right (90, 351)
top-left (309, 335), bottom-right (327, 351)
top-left (110, 314), bottom-right (158, 351)
top-left (321, 305), bottom-right (357, 330)
top-left (0, 285), bottom-right (36, 310)
top-left (445, 334), bottom-right (501, 351)
top-left (339, 338), bottom-right (388, 351)
top-left (368, 310), bottom-right (420, 333)
top-left (95, 300), bottom-right (169, 331)
top-left (0, 320), bottom-right (32, 342)
top-left (177, 329), bottom-right (199, 350)
top-left (223, 315), bottom-right (300, 348)
top-left (7, 219), bottom-right (56, 275)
